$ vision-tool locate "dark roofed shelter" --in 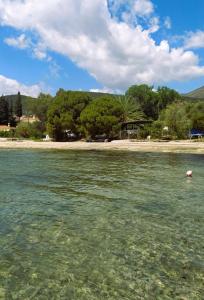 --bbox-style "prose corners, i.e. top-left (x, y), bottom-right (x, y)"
top-left (121, 120), bottom-right (152, 139)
